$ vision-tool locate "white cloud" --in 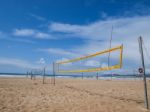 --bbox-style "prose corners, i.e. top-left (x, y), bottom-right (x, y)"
top-left (29, 14), bottom-right (46, 21)
top-left (35, 32), bottom-right (53, 39)
top-left (13, 29), bottom-right (54, 39)
top-left (84, 60), bottom-right (100, 67)
top-left (56, 58), bottom-right (72, 66)
top-left (56, 58), bottom-right (69, 62)
top-left (101, 63), bottom-right (108, 68)
top-left (39, 48), bottom-right (79, 57)
top-left (0, 57), bottom-right (55, 73)
top-left (37, 58), bottom-right (46, 64)
top-left (13, 29), bottom-right (35, 36)
top-left (49, 16), bottom-right (150, 41)
top-left (100, 11), bottom-right (108, 19)
top-left (50, 23), bottom-right (84, 34)
top-left (0, 31), bottom-right (5, 39)
top-left (0, 57), bottom-right (47, 70)
top-left (48, 16), bottom-right (150, 72)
